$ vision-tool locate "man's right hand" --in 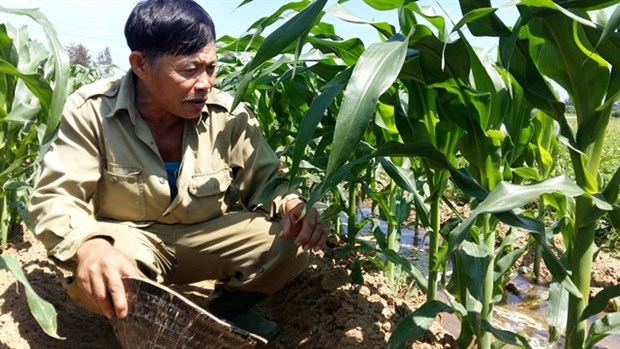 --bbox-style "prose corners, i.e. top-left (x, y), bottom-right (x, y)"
top-left (73, 237), bottom-right (139, 319)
